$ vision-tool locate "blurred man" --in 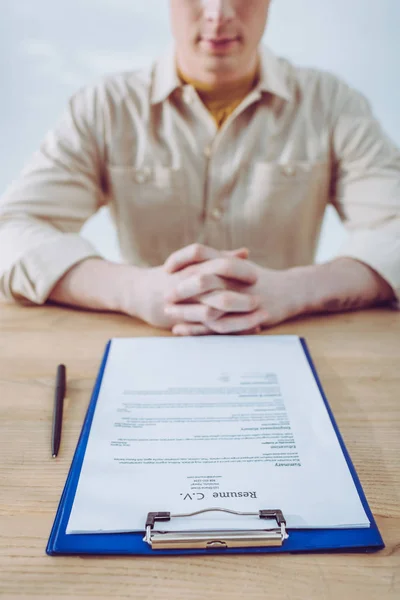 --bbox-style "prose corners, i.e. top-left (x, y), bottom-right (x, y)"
top-left (0, 0), bottom-right (398, 335)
